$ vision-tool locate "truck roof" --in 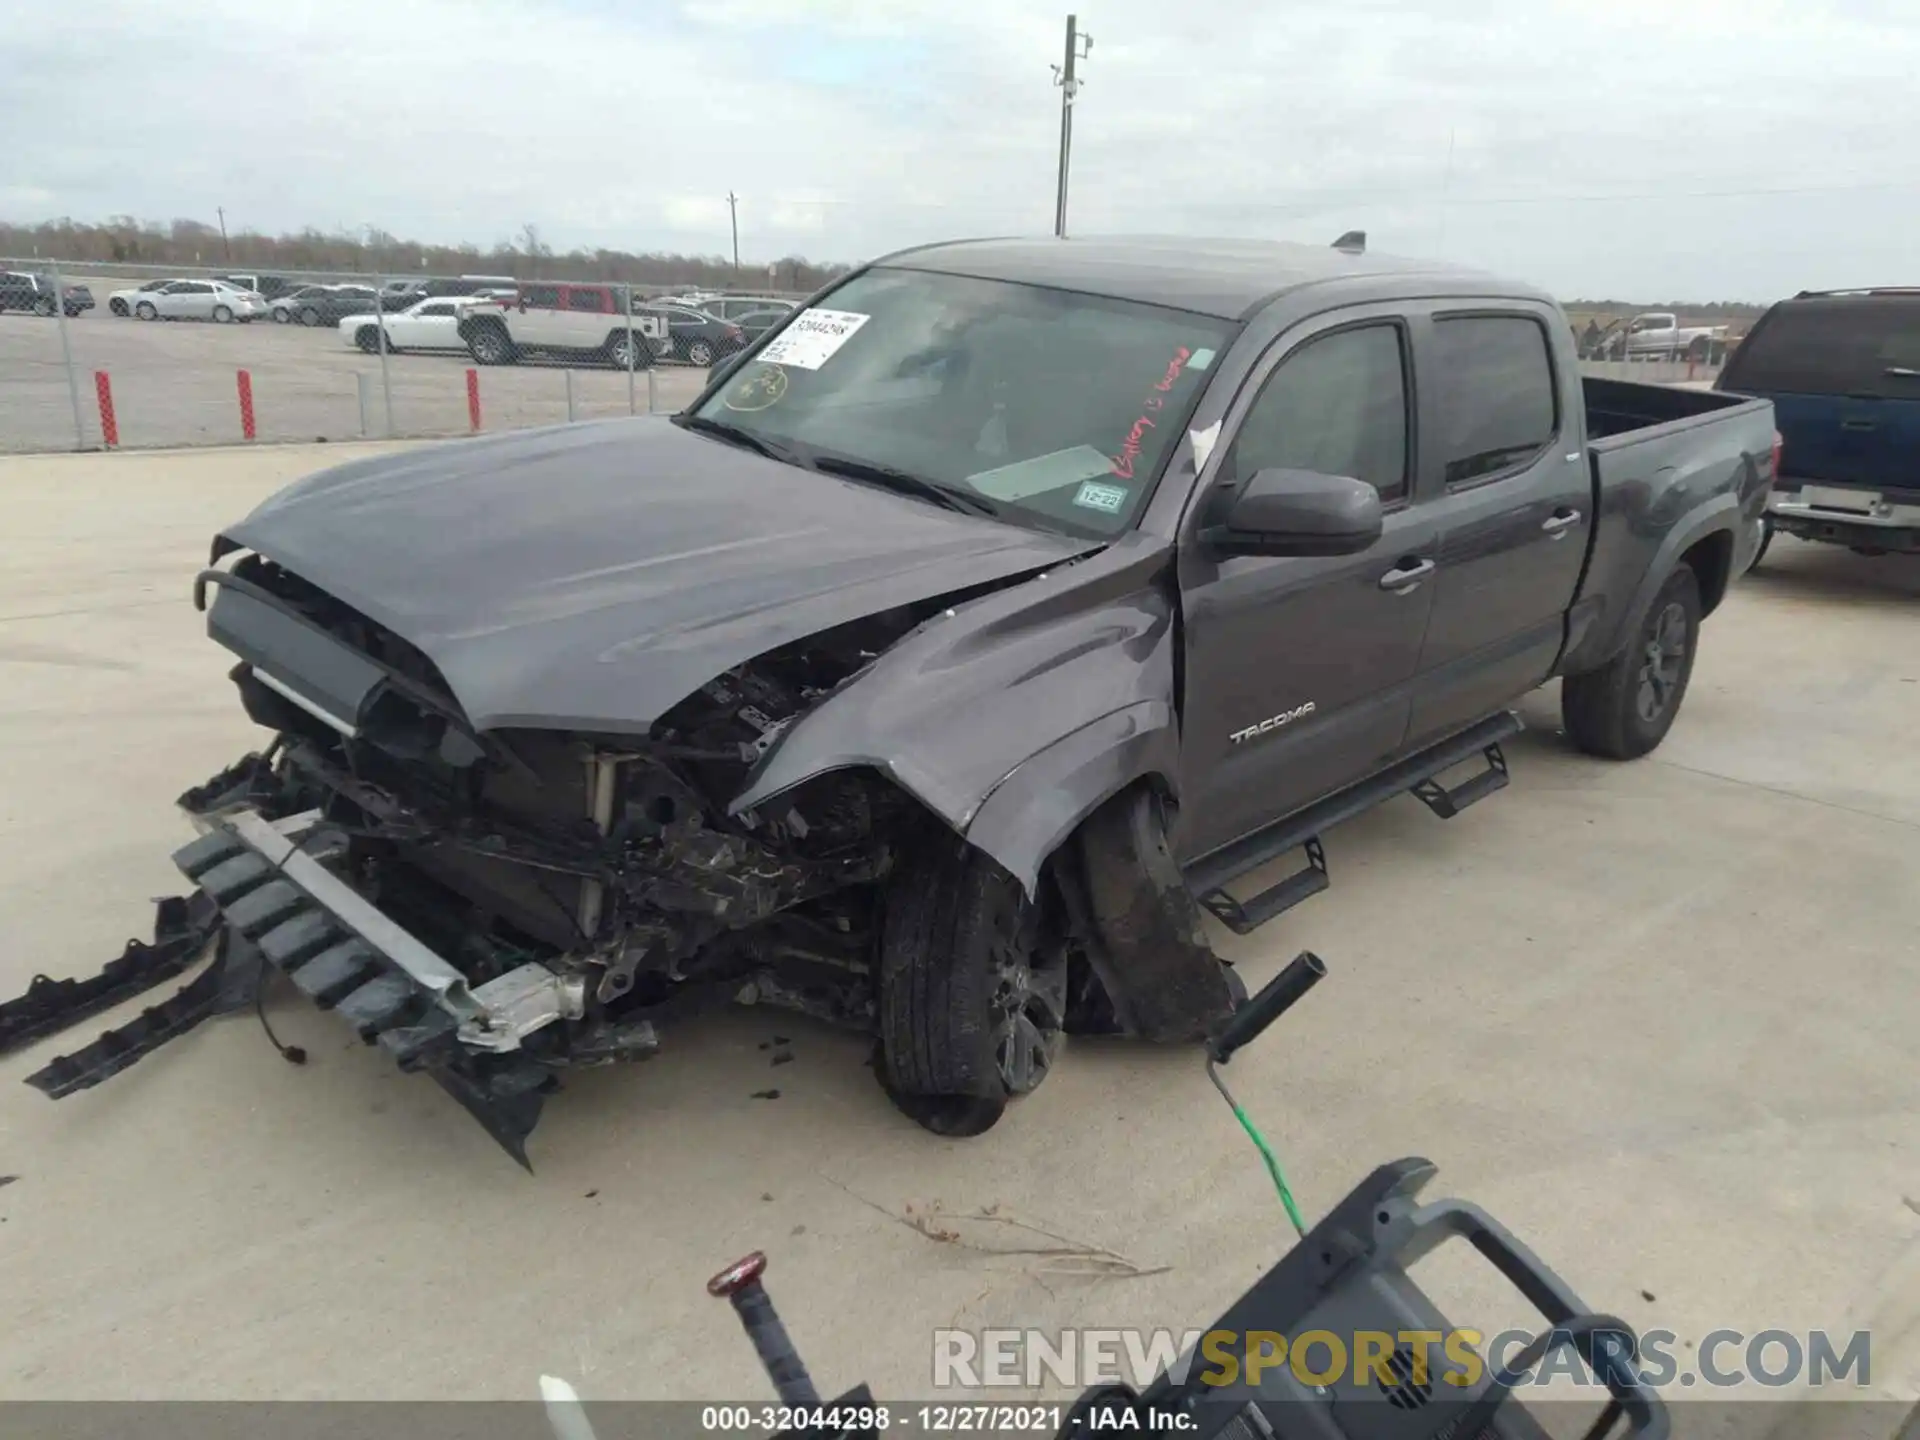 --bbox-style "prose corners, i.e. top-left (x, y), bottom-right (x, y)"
top-left (874, 234), bottom-right (1527, 321)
